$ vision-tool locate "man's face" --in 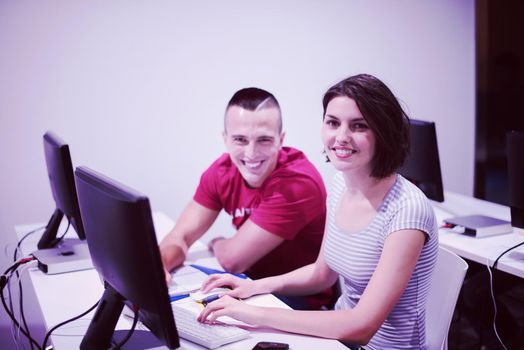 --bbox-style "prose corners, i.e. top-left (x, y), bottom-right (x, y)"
top-left (223, 105), bottom-right (284, 188)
